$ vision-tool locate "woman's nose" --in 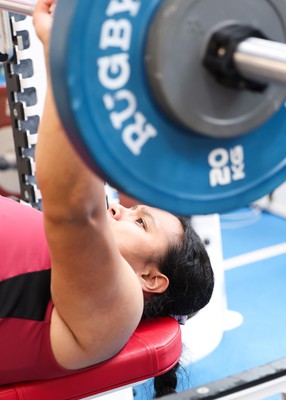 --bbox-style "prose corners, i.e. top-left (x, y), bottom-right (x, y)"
top-left (109, 203), bottom-right (128, 221)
